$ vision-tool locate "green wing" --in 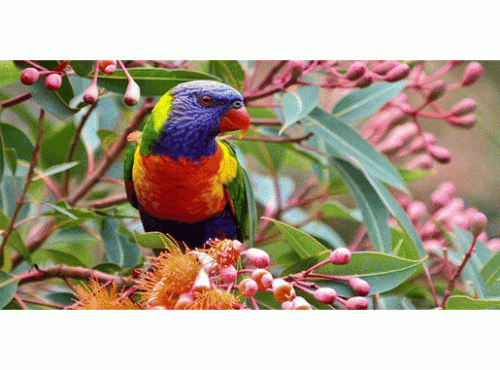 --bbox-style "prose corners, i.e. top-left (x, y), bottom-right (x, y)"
top-left (124, 141), bottom-right (139, 209)
top-left (222, 140), bottom-right (257, 247)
